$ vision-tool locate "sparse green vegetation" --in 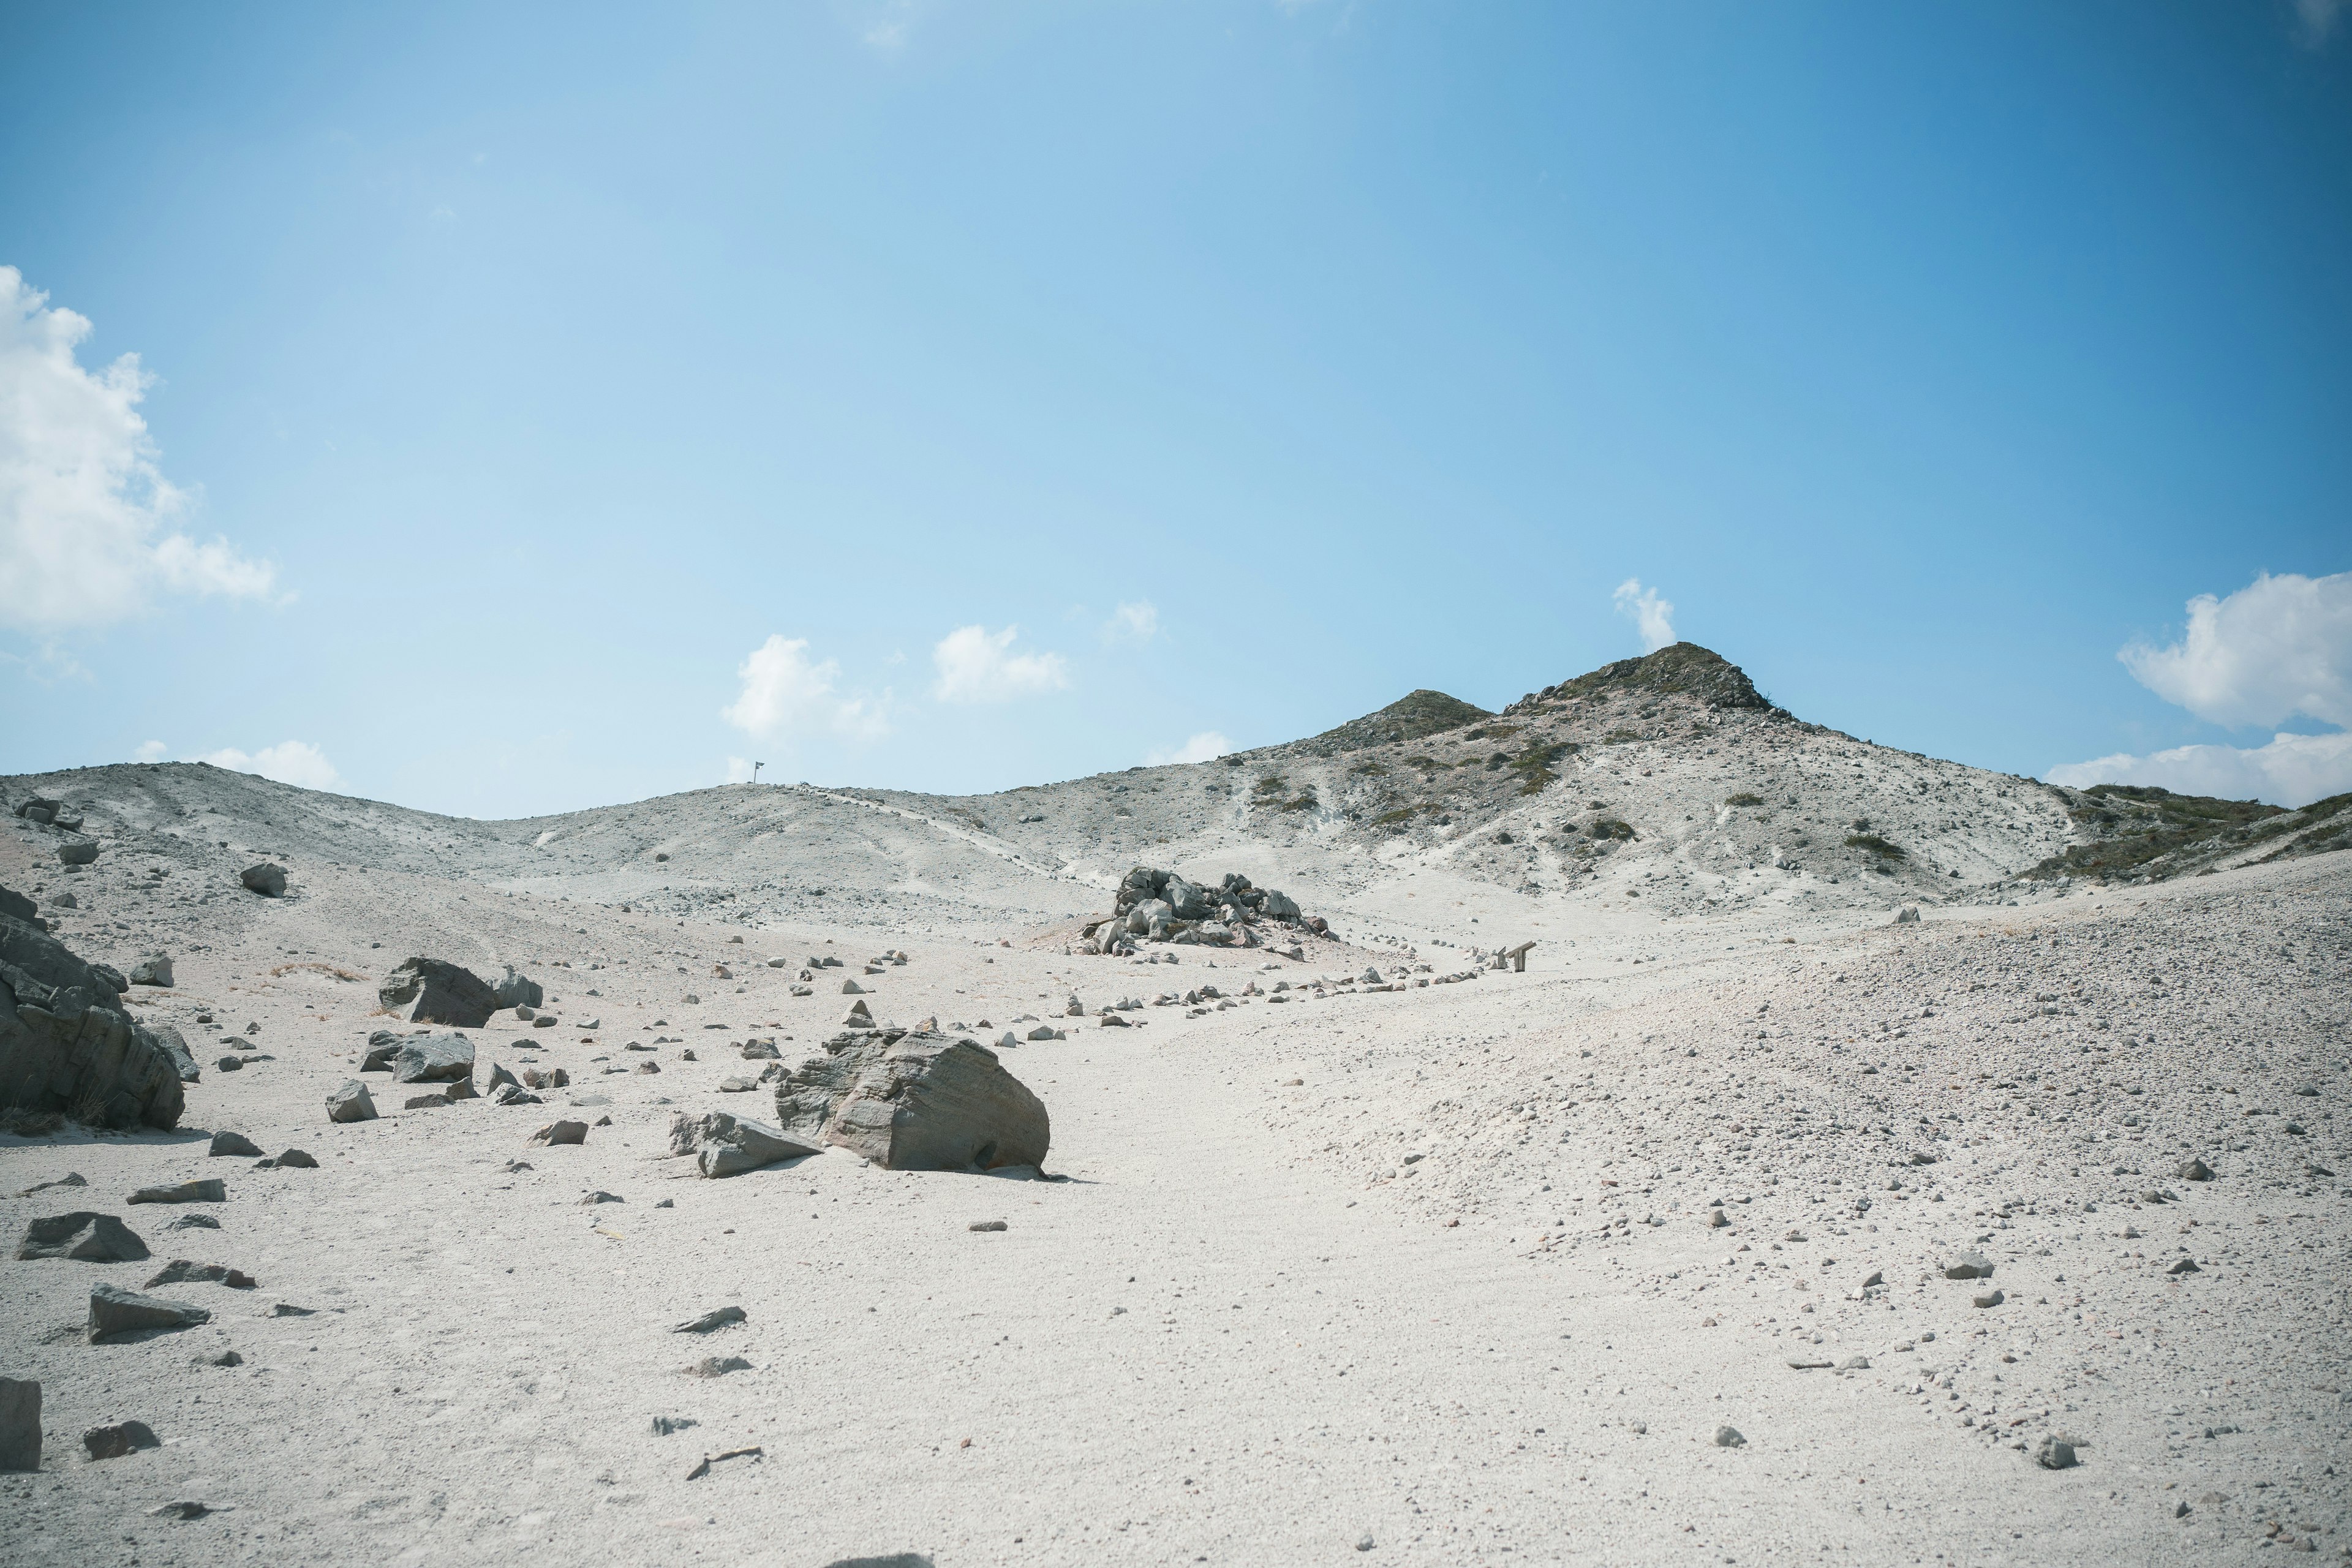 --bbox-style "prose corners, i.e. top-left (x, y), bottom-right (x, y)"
top-left (1280, 790), bottom-right (1319, 813)
top-left (1846, 832), bottom-right (1905, 859)
top-left (1724, 792), bottom-right (1764, 807)
top-left (1252, 774), bottom-right (1287, 797)
top-left (1463, 723), bottom-right (1523, 742)
top-left (2026, 783), bottom-right (2316, 881)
